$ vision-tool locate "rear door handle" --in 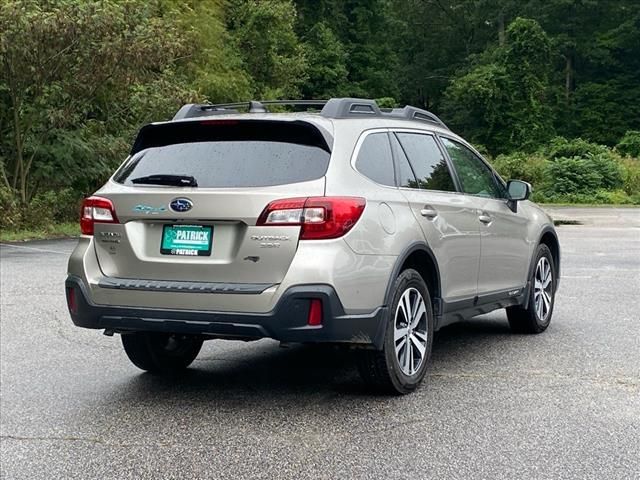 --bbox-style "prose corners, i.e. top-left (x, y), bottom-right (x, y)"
top-left (420, 207), bottom-right (438, 220)
top-left (478, 213), bottom-right (492, 224)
